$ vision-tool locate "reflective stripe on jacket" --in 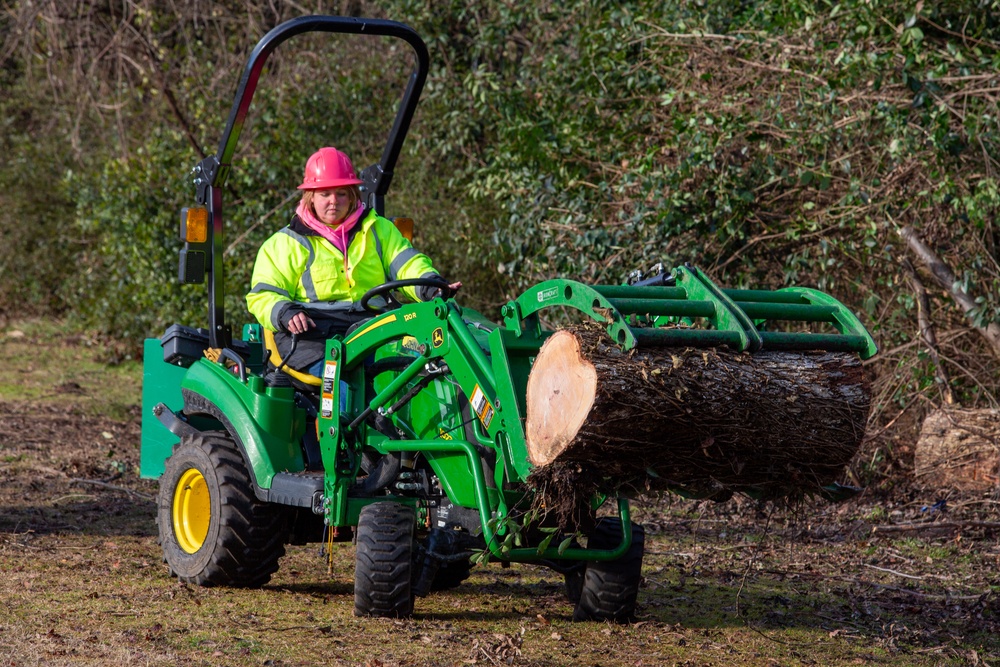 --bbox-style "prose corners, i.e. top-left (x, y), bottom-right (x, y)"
top-left (246, 209), bottom-right (438, 331)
